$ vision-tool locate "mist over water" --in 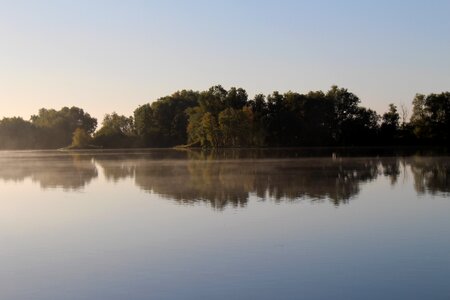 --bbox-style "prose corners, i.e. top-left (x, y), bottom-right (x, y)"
top-left (0, 149), bottom-right (449, 299)
top-left (0, 149), bottom-right (448, 207)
